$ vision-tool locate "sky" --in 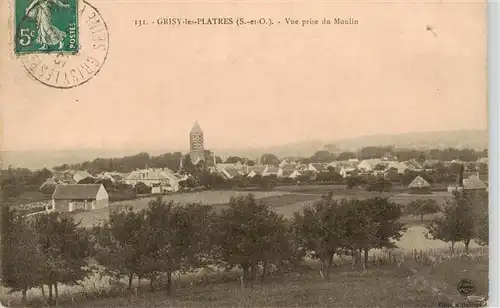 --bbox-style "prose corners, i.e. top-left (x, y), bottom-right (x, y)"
top-left (1, 0), bottom-right (487, 151)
